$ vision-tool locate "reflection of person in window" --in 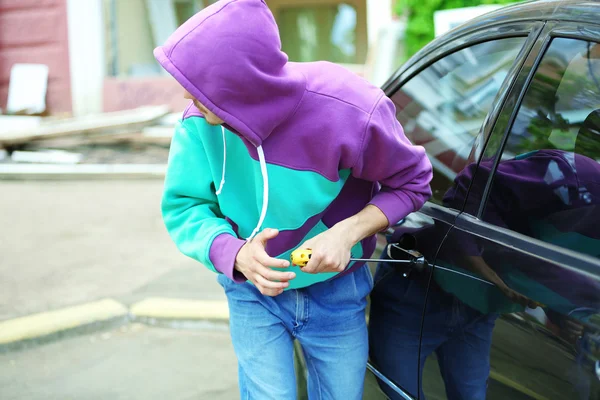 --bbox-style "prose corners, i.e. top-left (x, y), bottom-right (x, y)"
top-left (370, 147), bottom-right (600, 400)
top-left (445, 148), bottom-right (600, 303)
top-left (444, 147), bottom-right (600, 398)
